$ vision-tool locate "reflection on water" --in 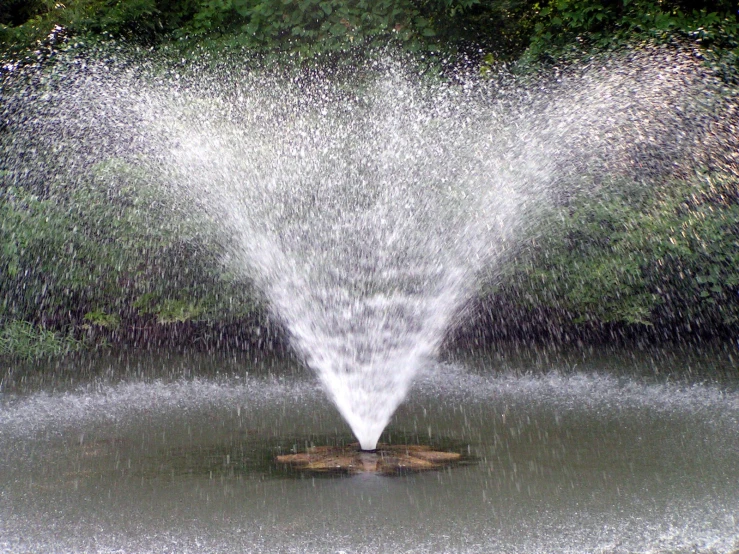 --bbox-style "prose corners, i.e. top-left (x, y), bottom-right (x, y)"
top-left (1, 345), bottom-right (738, 553)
